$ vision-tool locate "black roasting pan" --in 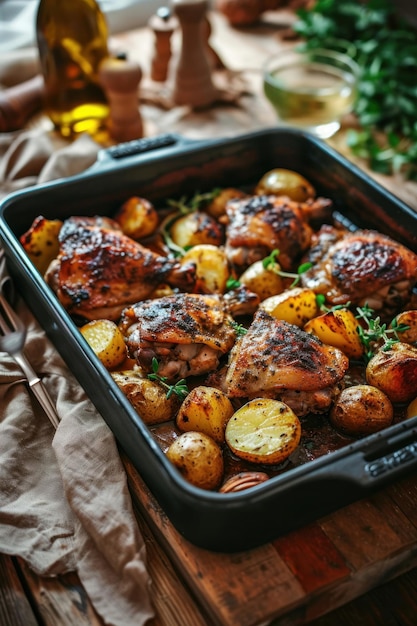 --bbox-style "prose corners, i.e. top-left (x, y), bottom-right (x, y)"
top-left (0, 128), bottom-right (417, 552)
